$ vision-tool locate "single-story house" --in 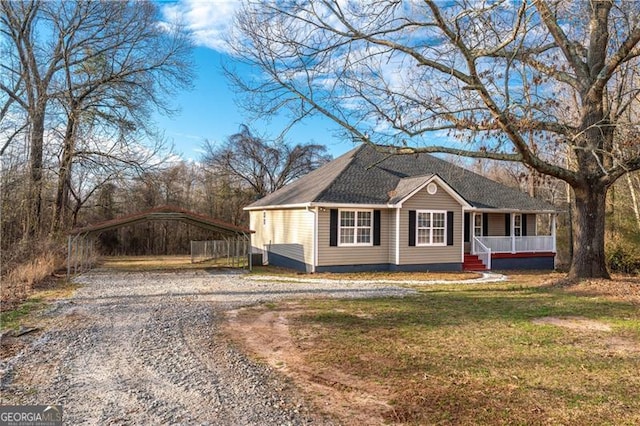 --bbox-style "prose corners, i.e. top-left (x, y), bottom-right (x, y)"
top-left (244, 144), bottom-right (557, 272)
